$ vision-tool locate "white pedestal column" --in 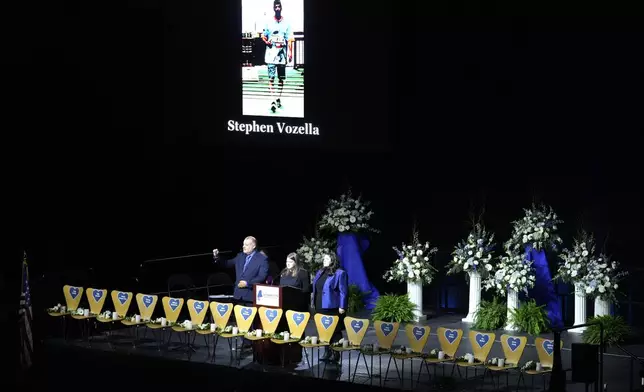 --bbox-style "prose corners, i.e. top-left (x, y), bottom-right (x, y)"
top-left (462, 271), bottom-right (482, 323)
top-left (505, 288), bottom-right (519, 331)
top-left (570, 282), bottom-right (587, 333)
top-left (407, 280), bottom-right (424, 321)
top-left (594, 297), bottom-right (611, 317)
